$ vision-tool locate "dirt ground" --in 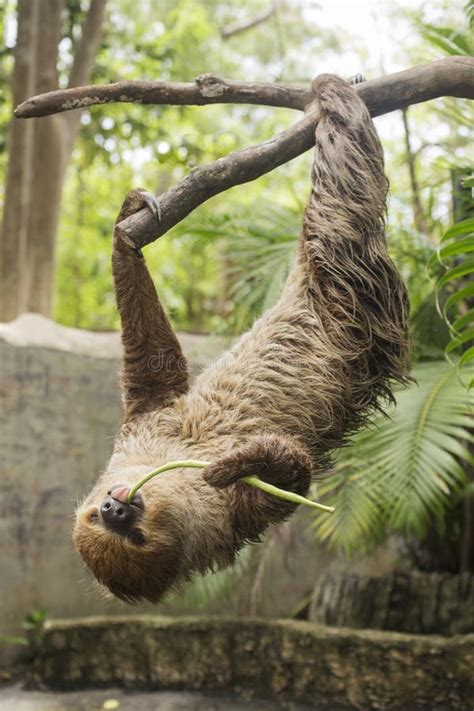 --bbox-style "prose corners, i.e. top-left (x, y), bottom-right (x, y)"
top-left (0, 684), bottom-right (318, 711)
